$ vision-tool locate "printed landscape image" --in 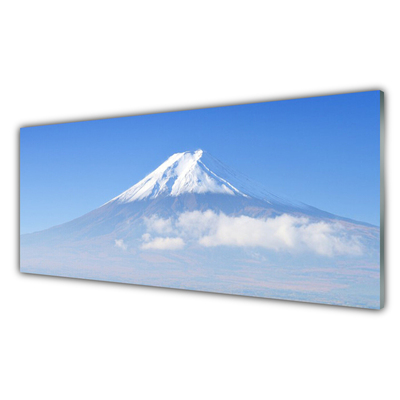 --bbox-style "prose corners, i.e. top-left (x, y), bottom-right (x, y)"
top-left (20, 92), bottom-right (383, 308)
